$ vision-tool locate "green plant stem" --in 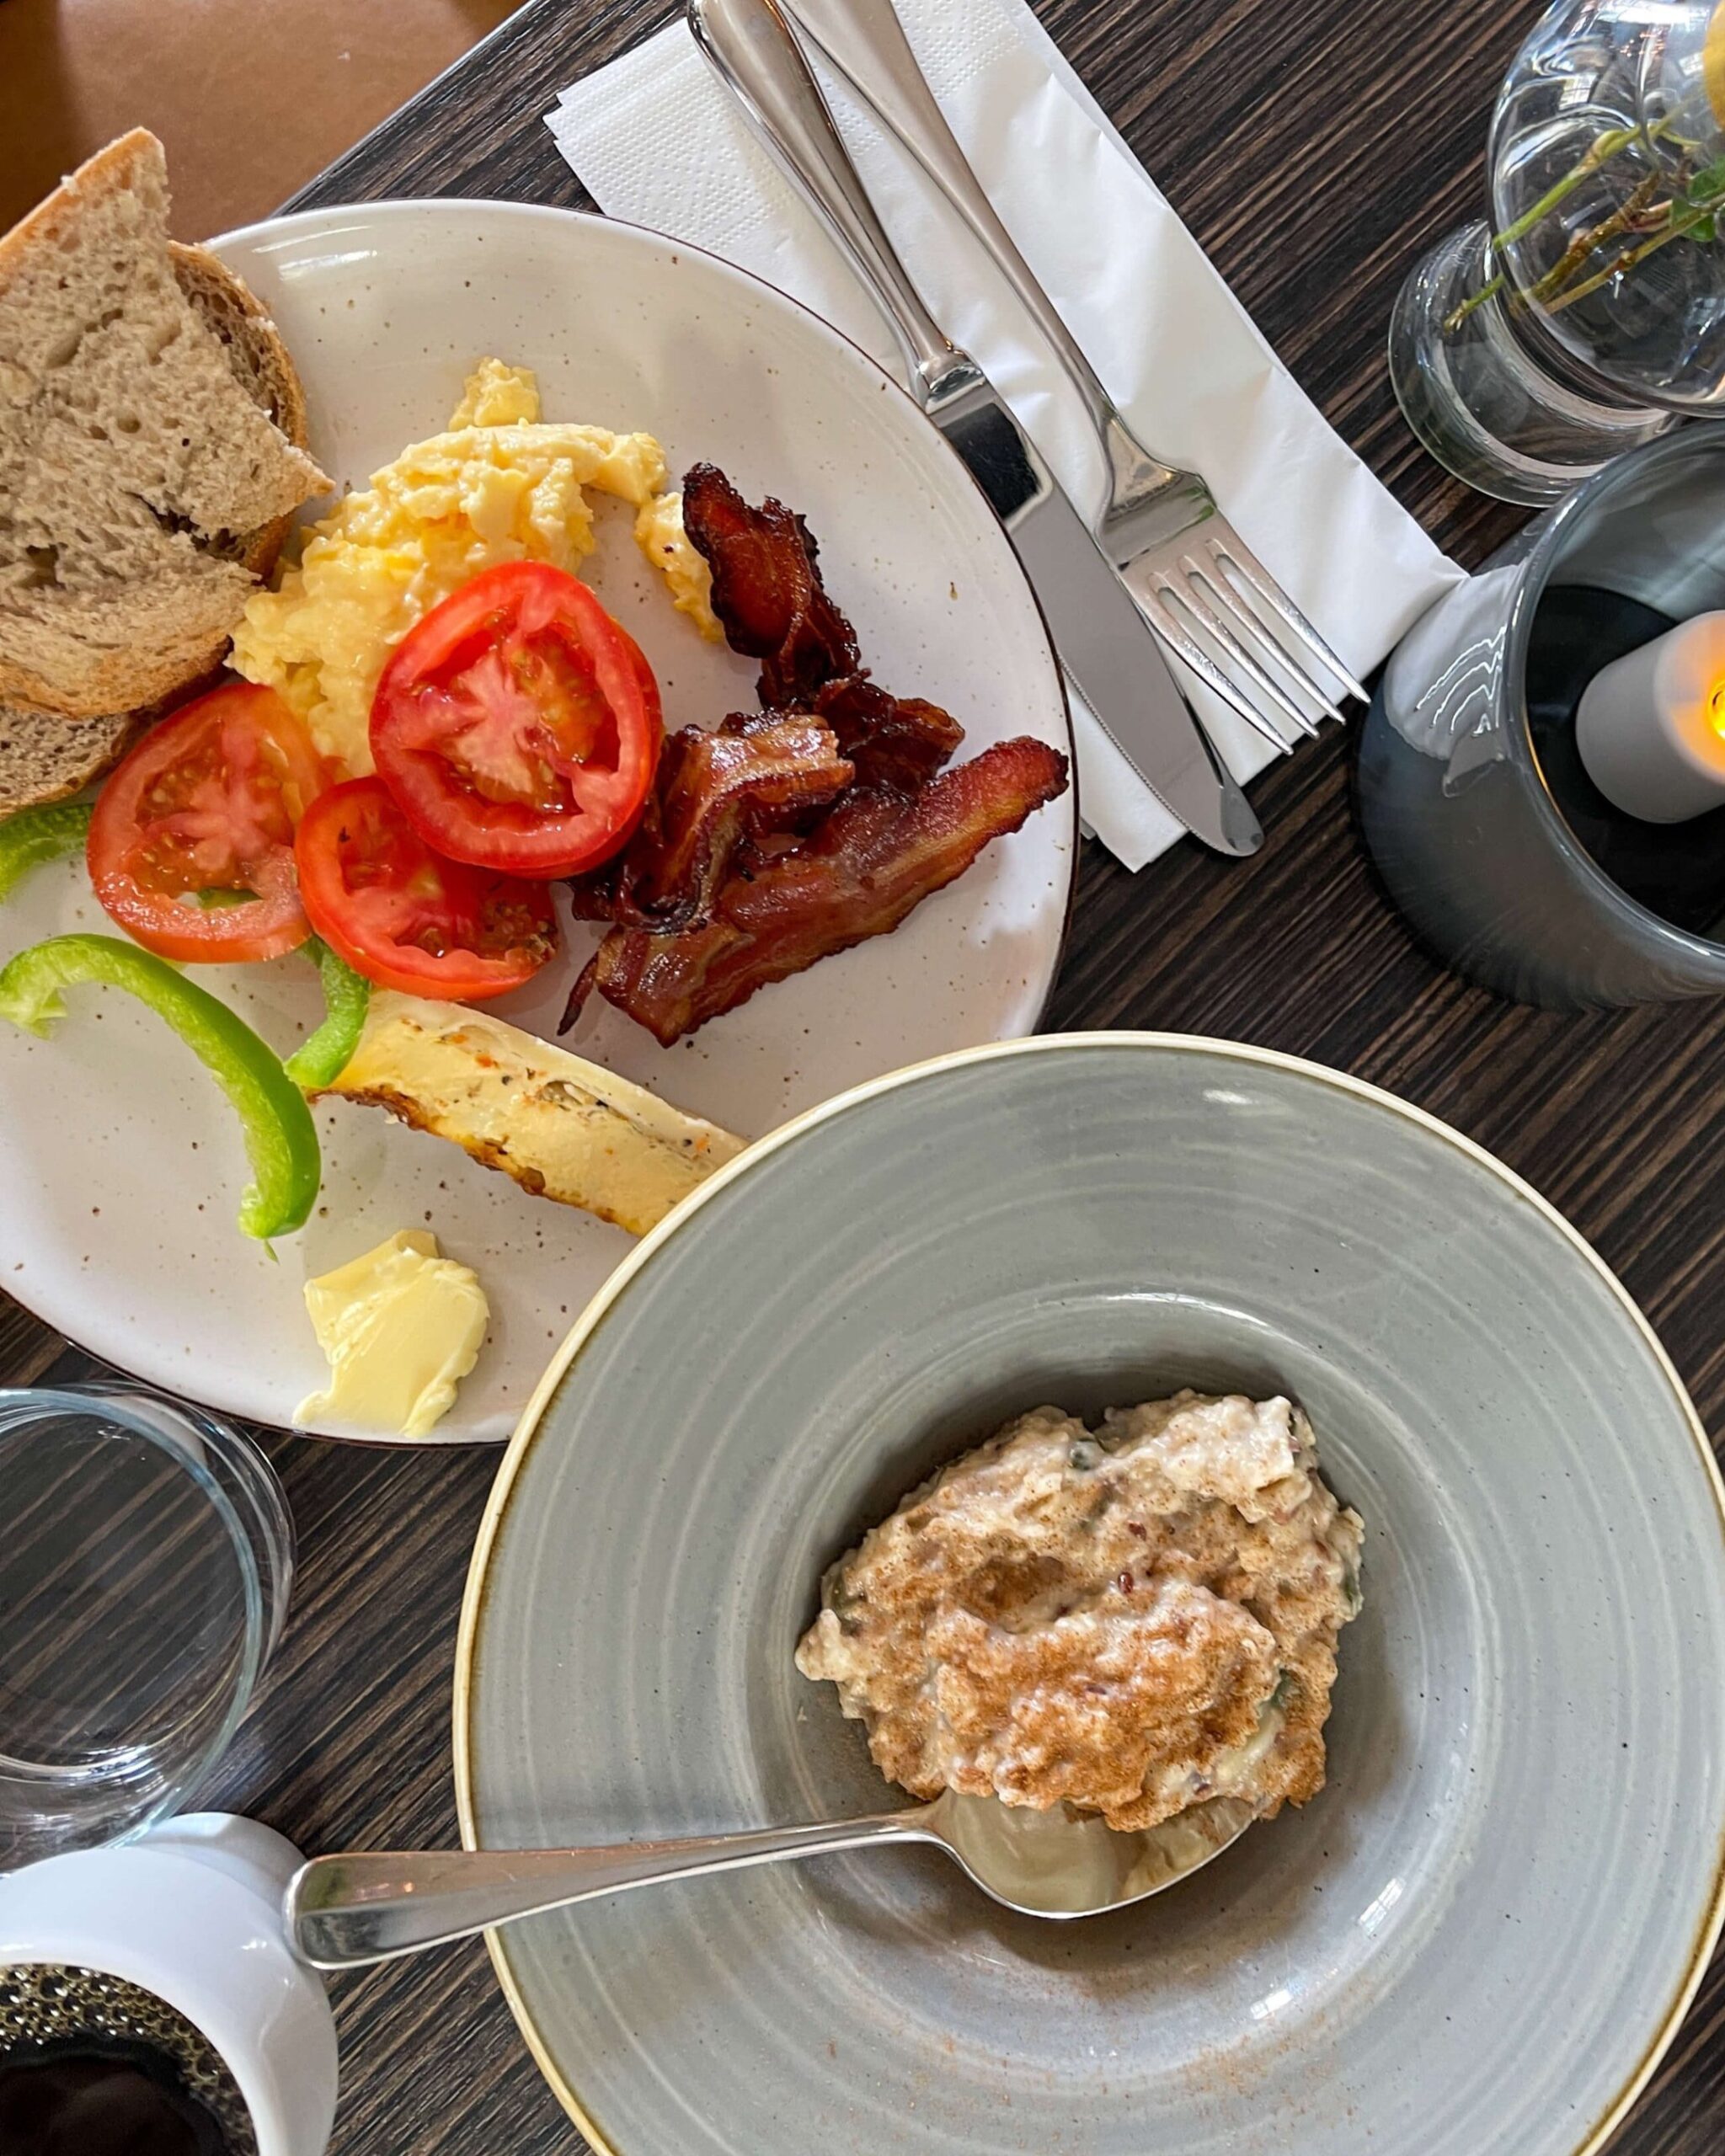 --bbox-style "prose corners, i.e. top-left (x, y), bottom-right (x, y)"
top-left (1445, 88), bottom-right (1715, 335)
top-left (1525, 169), bottom-right (1668, 307)
top-left (1444, 271), bottom-right (1509, 334)
top-left (1488, 124), bottom-right (1643, 254)
top-left (1546, 196), bottom-right (1724, 313)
